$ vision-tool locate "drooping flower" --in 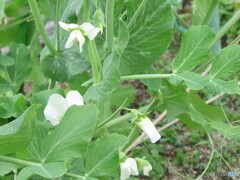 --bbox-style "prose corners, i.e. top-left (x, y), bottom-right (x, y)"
top-left (143, 162), bottom-right (152, 176)
top-left (135, 116), bottom-right (161, 143)
top-left (44, 90), bottom-right (84, 125)
top-left (59, 22), bottom-right (100, 52)
top-left (120, 158), bottom-right (139, 180)
top-left (135, 158), bottom-right (152, 176)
